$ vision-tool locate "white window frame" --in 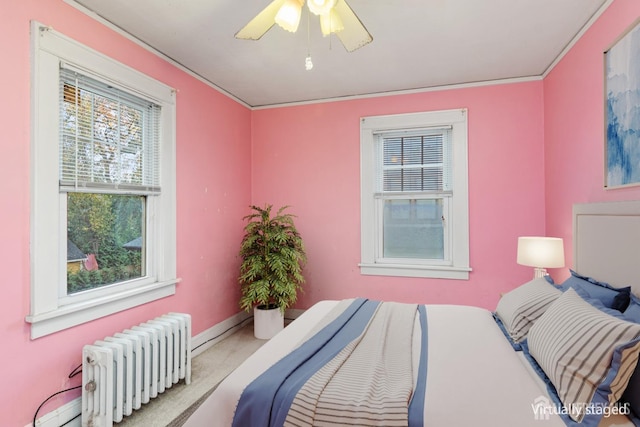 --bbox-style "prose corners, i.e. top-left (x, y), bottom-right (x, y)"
top-left (360, 109), bottom-right (471, 279)
top-left (27, 22), bottom-right (178, 338)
